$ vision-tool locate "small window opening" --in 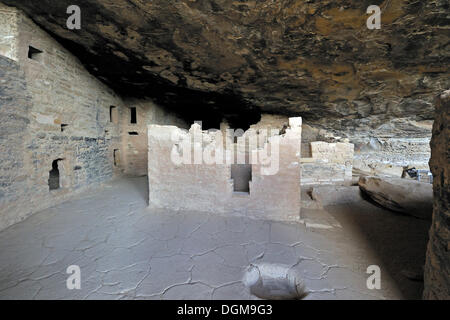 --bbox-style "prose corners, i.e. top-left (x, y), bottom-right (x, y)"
top-left (48, 159), bottom-right (63, 191)
top-left (61, 124), bottom-right (68, 132)
top-left (28, 46), bottom-right (43, 61)
top-left (231, 164), bottom-right (252, 193)
top-left (128, 132), bottom-right (139, 136)
top-left (113, 149), bottom-right (120, 166)
top-left (130, 107), bottom-right (137, 124)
